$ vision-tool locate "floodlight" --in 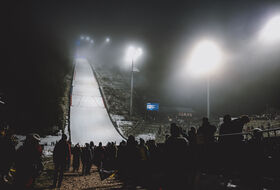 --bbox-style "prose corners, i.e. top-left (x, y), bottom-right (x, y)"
top-left (125, 46), bottom-right (143, 63)
top-left (187, 39), bottom-right (223, 119)
top-left (188, 40), bottom-right (223, 76)
top-left (124, 45), bottom-right (143, 118)
top-left (259, 15), bottom-right (280, 44)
